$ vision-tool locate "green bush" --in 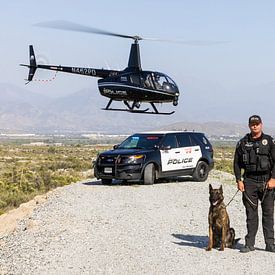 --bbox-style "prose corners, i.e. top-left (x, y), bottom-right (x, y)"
top-left (214, 146), bottom-right (234, 174)
top-left (0, 144), bottom-right (103, 215)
